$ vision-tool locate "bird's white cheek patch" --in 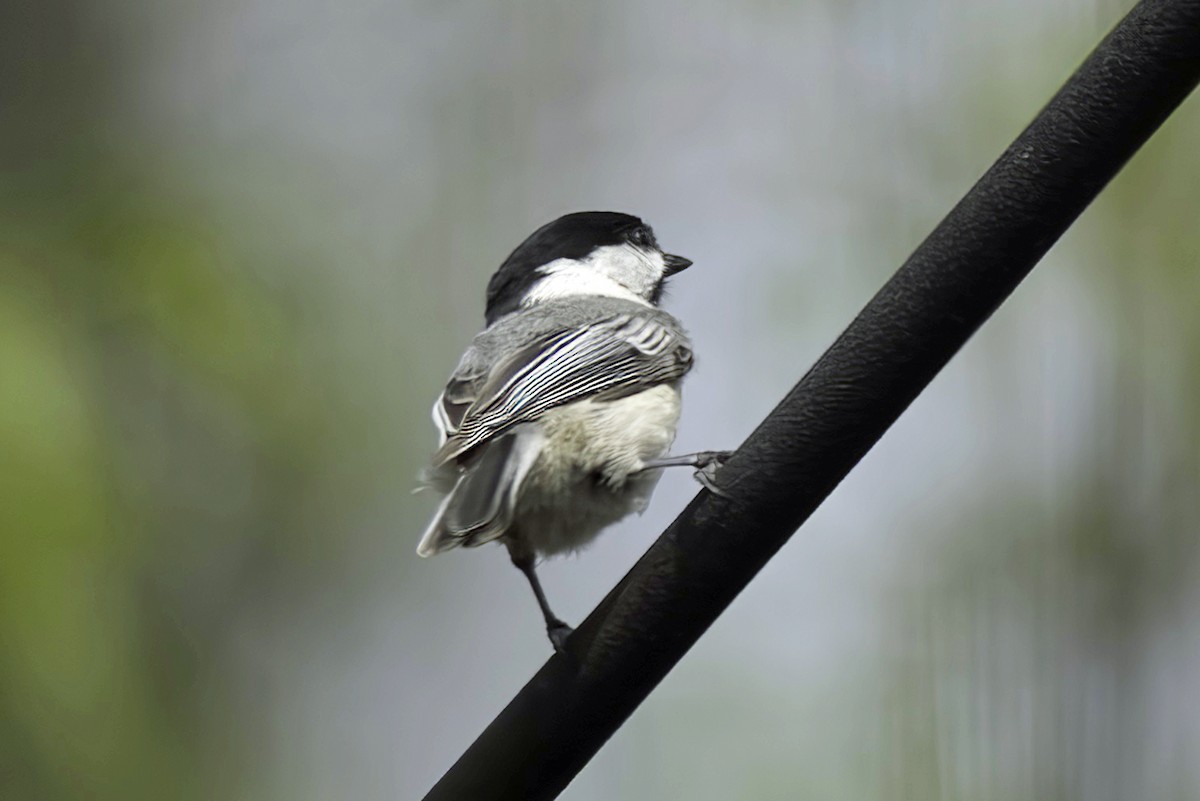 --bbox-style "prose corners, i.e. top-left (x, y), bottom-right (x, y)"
top-left (587, 244), bottom-right (665, 299)
top-left (522, 262), bottom-right (650, 307)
